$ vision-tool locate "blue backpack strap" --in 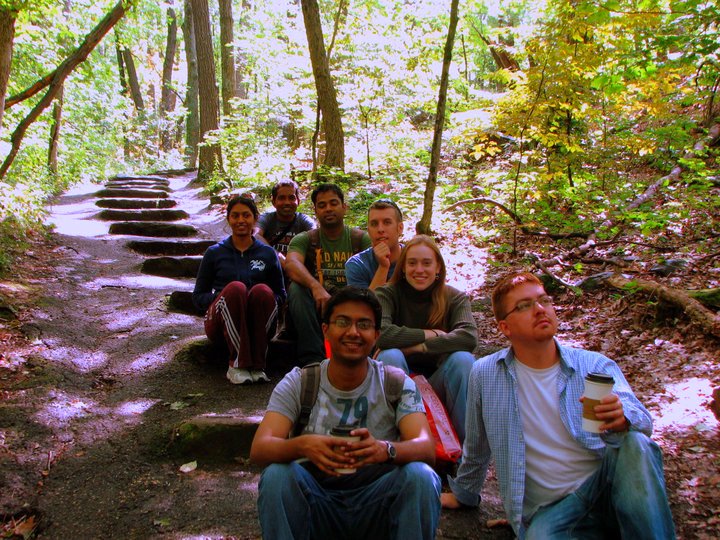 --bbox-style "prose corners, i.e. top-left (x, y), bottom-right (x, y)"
top-left (292, 362), bottom-right (321, 437)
